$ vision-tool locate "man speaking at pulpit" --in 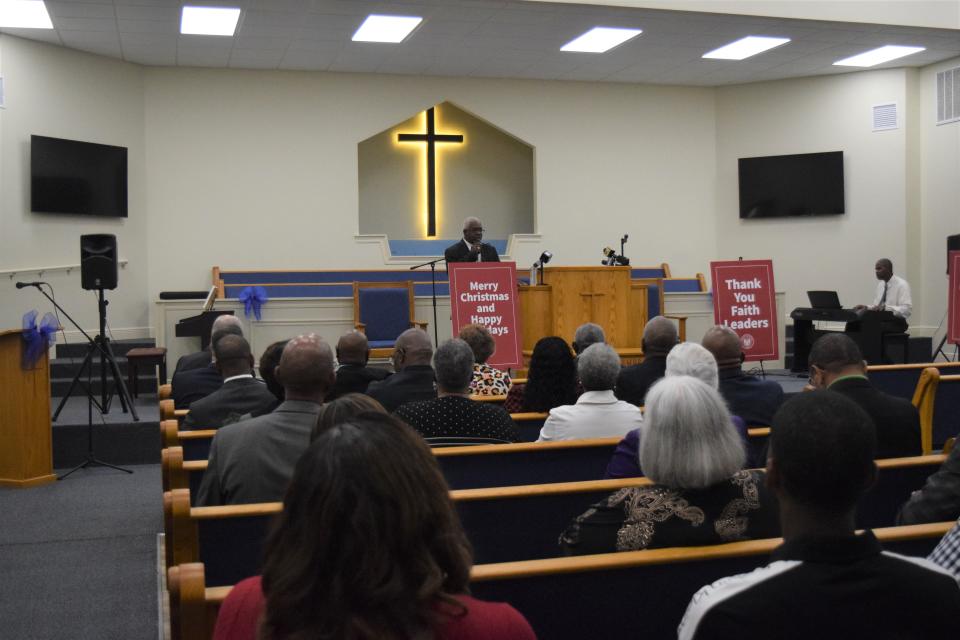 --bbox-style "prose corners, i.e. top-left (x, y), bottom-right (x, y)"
top-left (854, 258), bottom-right (911, 333)
top-left (444, 217), bottom-right (501, 263)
